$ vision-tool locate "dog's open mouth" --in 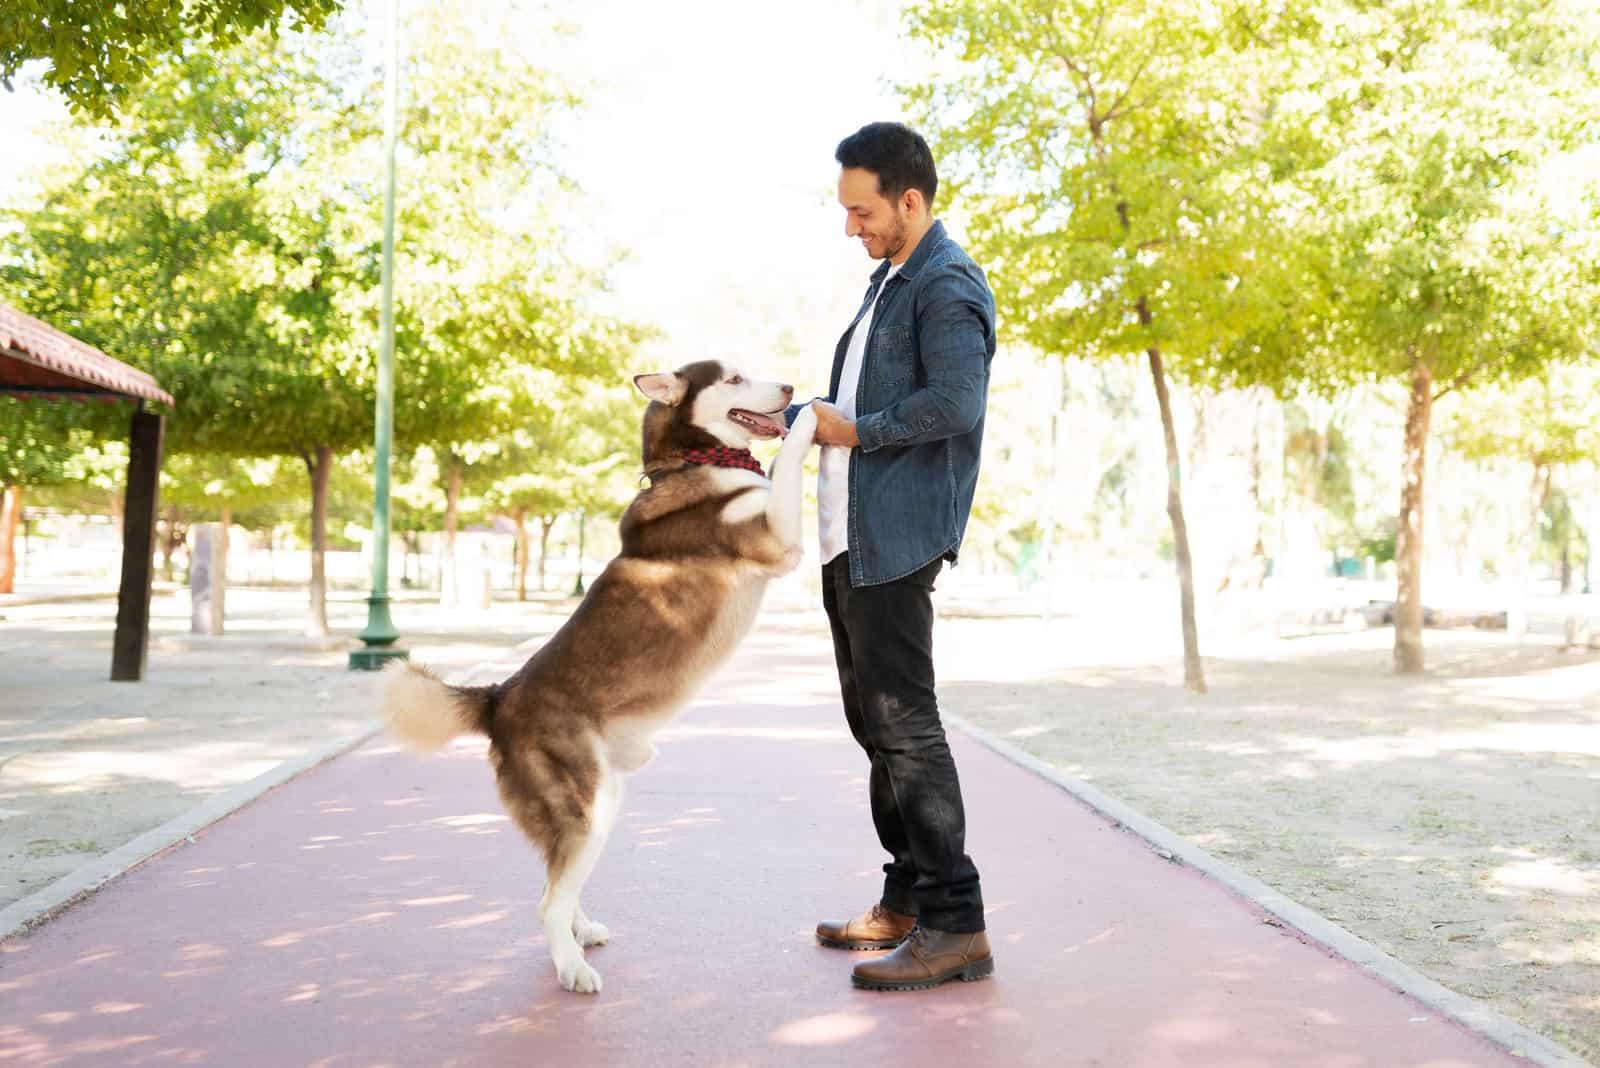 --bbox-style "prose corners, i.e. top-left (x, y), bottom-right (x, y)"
top-left (729, 409), bottom-right (787, 439)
